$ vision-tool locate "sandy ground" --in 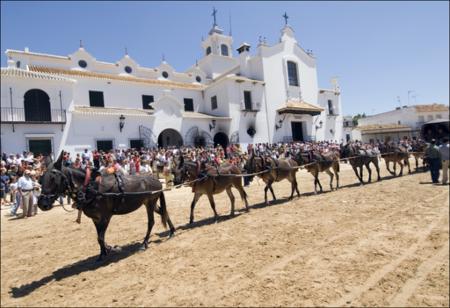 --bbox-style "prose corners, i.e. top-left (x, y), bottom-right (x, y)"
top-left (1, 158), bottom-right (449, 307)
